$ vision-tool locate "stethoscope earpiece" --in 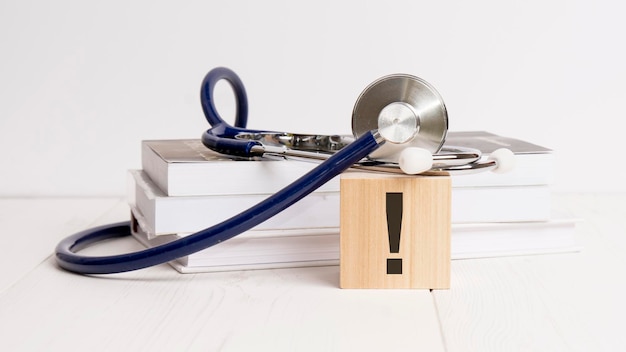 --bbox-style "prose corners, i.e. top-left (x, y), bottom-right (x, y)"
top-left (398, 147), bottom-right (434, 175)
top-left (488, 148), bottom-right (516, 173)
